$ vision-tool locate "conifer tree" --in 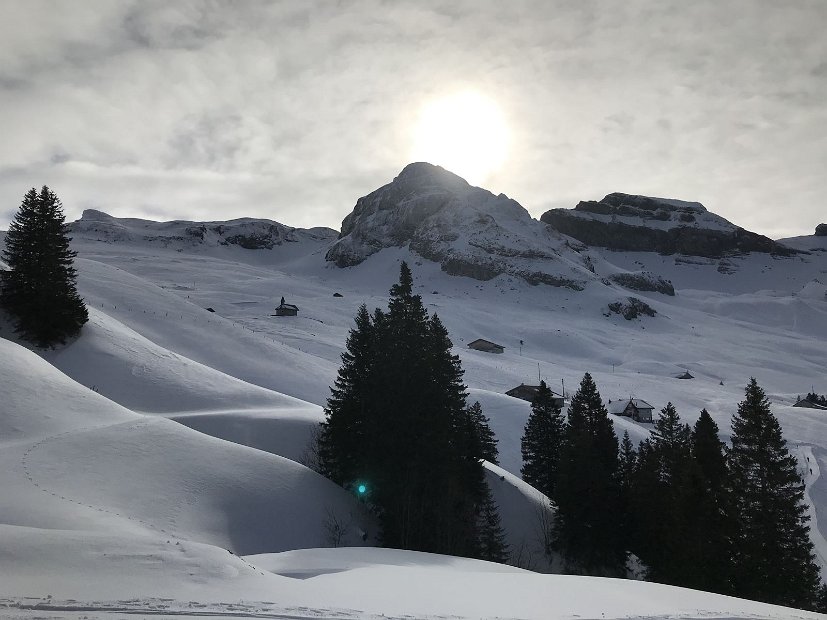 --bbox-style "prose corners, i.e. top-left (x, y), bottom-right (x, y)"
top-left (520, 380), bottom-right (565, 500)
top-left (477, 487), bottom-right (509, 563)
top-left (617, 430), bottom-right (637, 544)
top-left (727, 378), bottom-right (820, 609)
top-left (554, 373), bottom-right (625, 573)
top-left (320, 262), bottom-right (502, 559)
top-left (467, 401), bottom-right (499, 465)
top-left (681, 409), bottom-right (734, 594)
top-left (635, 403), bottom-right (694, 584)
top-left (692, 409), bottom-right (727, 490)
top-left (1, 186), bottom-right (88, 346)
top-left (318, 304), bottom-right (375, 484)
top-left (650, 402), bottom-right (692, 480)
top-left (618, 431), bottom-right (637, 493)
